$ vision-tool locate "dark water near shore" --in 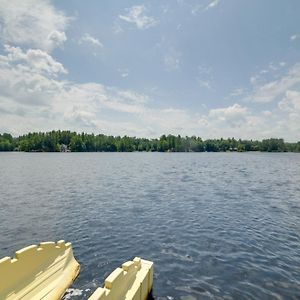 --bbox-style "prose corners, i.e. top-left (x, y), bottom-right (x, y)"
top-left (1, 152), bottom-right (300, 299)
